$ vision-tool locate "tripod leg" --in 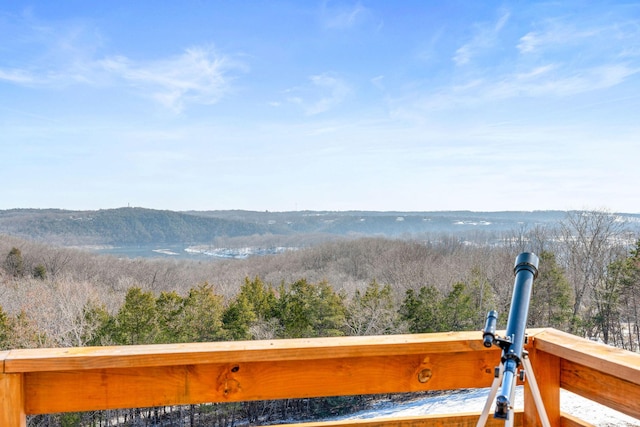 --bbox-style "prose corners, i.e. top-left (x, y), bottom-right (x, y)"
top-left (522, 356), bottom-right (551, 427)
top-left (504, 379), bottom-right (516, 427)
top-left (476, 363), bottom-right (504, 427)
